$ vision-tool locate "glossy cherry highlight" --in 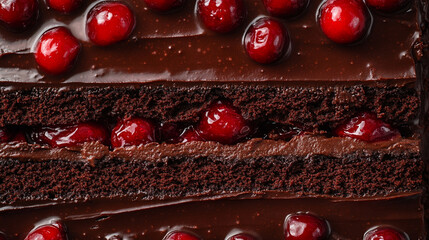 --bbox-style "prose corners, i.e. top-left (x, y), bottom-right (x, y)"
top-left (197, 100), bottom-right (250, 144)
top-left (197, 0), bottom-right (246, 33)
top-left (364, 226), bottom-right (409, 240)
top-left (263, 0), bottom-right (309, 18)
top-left (335, 112), bottom-right (399, 142)
top-left (32, 122), bottom-right (108, 148)
top-left (284, 212), bottom-right (331, 240)
top-left (244, 17), bottom-right (290, 64)
top-left (24, 224), bottom-right (67, 240)
top-left (35, 27), bottom-right (81, 75)
top-left (319, 0), bottom-right (371, 44)
top-left (86, 1), bottom-right (135, 46)
top-left (0, 0), bottom-right (38, 30)
top-left (144, 0), bottom-right (184, 12)
top-left (111, 117), bottom-right (156, 148)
